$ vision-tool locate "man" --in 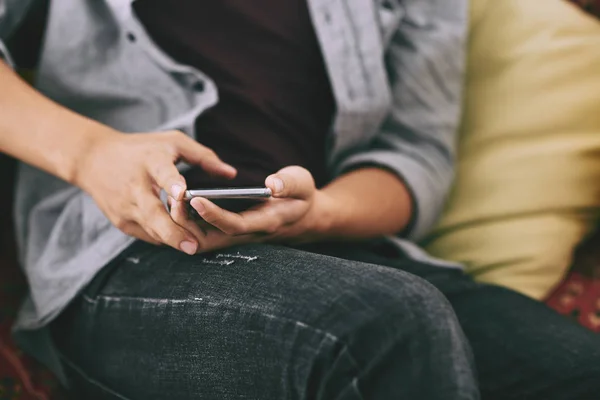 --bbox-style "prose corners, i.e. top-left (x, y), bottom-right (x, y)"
top-left (1, 0), bottom-right (599, 398)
